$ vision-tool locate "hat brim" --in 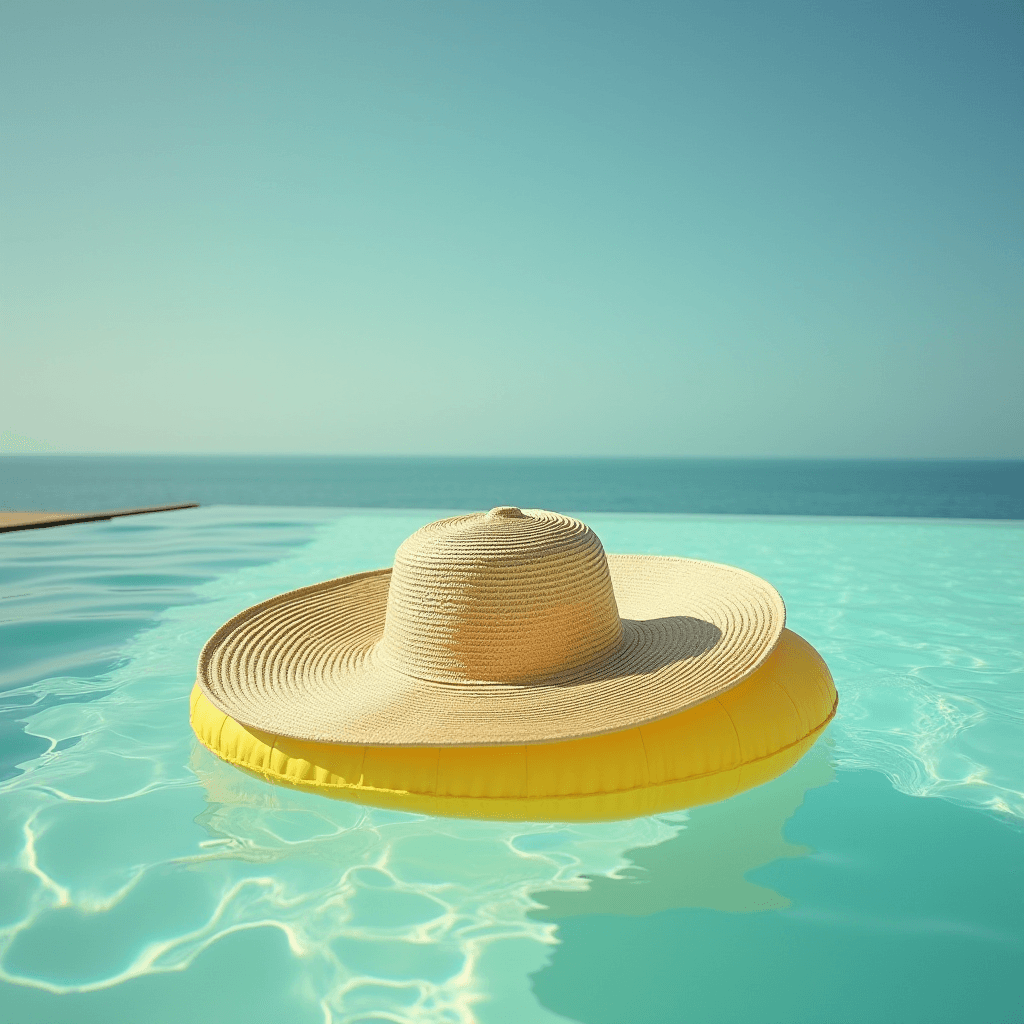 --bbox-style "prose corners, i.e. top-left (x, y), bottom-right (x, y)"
top-left (197, 554), bottom-right (786, 746)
